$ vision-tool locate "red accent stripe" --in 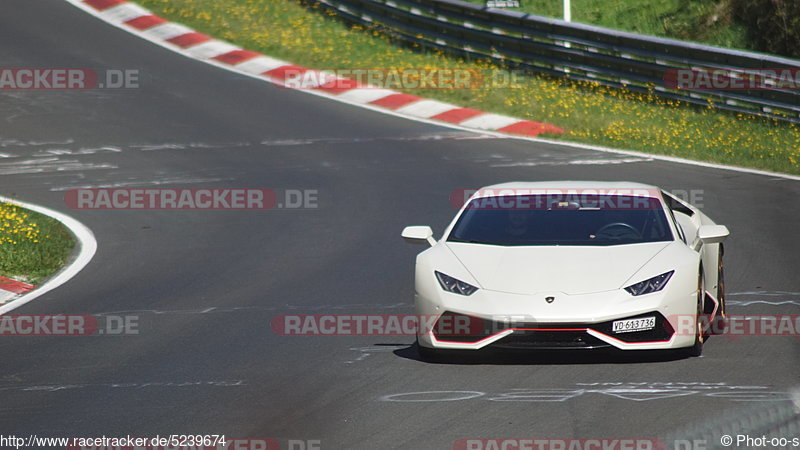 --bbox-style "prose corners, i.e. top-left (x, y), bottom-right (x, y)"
top-left (704, 290), bottom-right (719, 322)
top-left (124, 15), bottom-right (167, 30)
top-left (433, 327), bottom-right (674, 346)
top-left (0, 276), bottom-right (35, 294)
top-left (430, 107), bottom-right (483, 123)
top-left (433, 328), bottom-right (588, 345)
top-left (166, 32), bottom-right (212, 48)
top-left (84, 0), bottom-right (126, 10)
top-left (513, 328), bottom-right (587, 331)
top-left (369, 93), bottom-right (421, 109)
top-left (589, 329), bottom-right (674, 346)
top-left (213, 49), bottom-right (261, 65)
top-left (497, 120), bottom-right (565, 136)
top-left (263, 65), bottom-right (308, 81)
top-left (432, 329), bottom-right (513, 345)
top-left (315, 77), bottom-right (362, 94)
